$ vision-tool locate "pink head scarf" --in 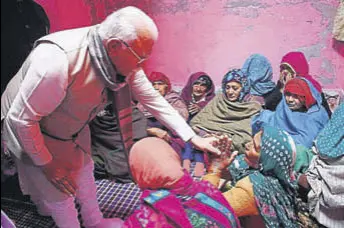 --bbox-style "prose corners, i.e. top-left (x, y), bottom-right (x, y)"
top-left (281, 51), bottom-right (322, 93)
top-left (129, 137), bottom-right (184, 189)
